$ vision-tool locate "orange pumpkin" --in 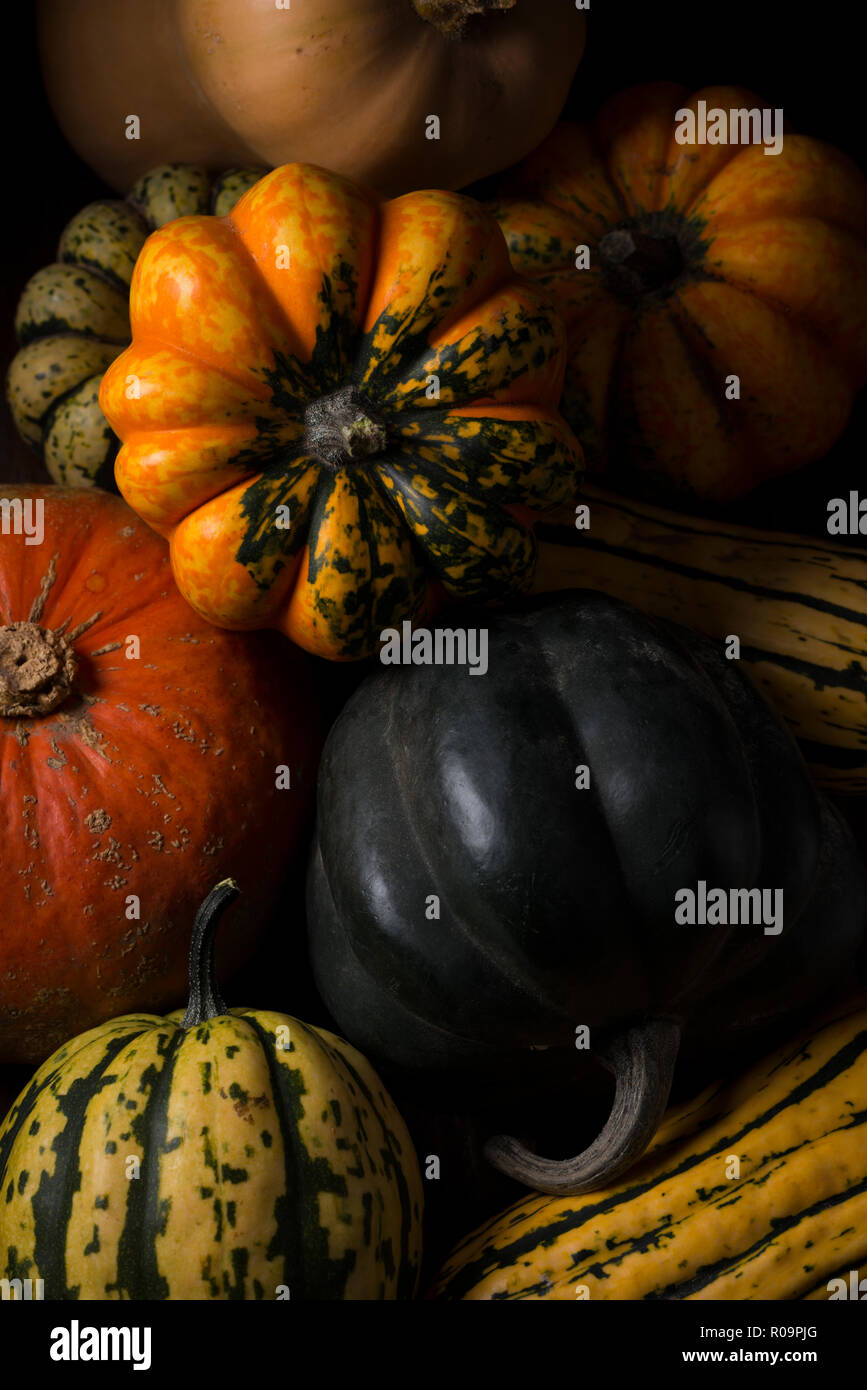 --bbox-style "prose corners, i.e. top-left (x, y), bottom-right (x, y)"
top-left (0, 486), bottom-right (320, 1063)
top-left (488, 82), bottom-right (867, 502)
top-left (100, 163), bottom-right (581, 661)
top-left (37, 0), bottom-right (586, 197)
